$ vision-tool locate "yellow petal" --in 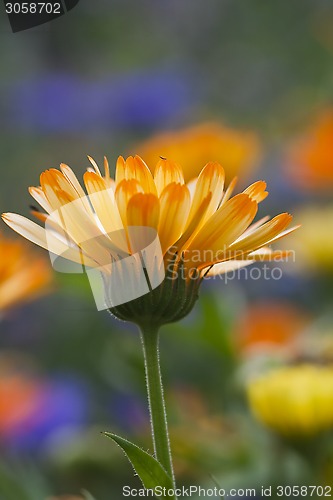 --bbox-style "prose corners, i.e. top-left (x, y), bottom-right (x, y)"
top-left (206, 249), bottom-right (293, 275)
top-left (115, 155), bottom-right (156, 194)
top-left (115, 179), bottom-right (144, 226)
top-left (229, 213), bottom-right (293, 254)
top-left (158, 183), bottom-right (191, 254)
top-left (154, 158), bottom-right (184, 196)
top-left (40, 169), bottom-right (80, 211)
top-left (84, 171), bottom-right (124, 235)
top-left (243, 180), bottom-right (268, 203)
top-left (1, 213), bottom-right (95, 267)
top-left (29, 186), bottom-right (53, 214)
top-left (60, 163), bottom-right (92, 213)
top-left (219, 176), bottom-right (237, 207)
top-left (187, 161), bottom-right (225, 227)
top-left (174, 193), bottom-right (212, 252)
top-left (127, 193), bottom-right (160, 229)
top-left (115, 155), bottom-right (126, 184)
top-left (207, 259), bottom-right (255, 275)
top-left (188, 193), bottom-right (257, 267)
top-left (87, 155), bottom-right (102, 176)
